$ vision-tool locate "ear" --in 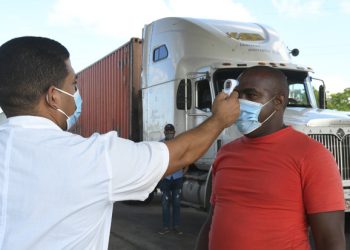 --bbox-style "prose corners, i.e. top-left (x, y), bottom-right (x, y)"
top-left (46, 86), bottom-right (61, 109)
top-left (274, 95), bottom-right (285, 111)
